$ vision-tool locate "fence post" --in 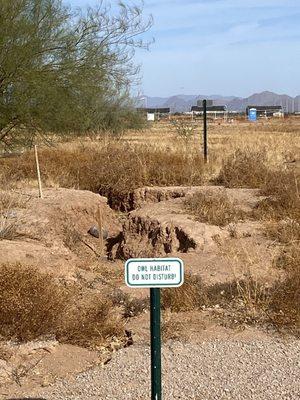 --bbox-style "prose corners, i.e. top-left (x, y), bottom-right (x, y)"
top-left (203, 100), bottom-right (208, 163)
top-left (34, 145), bottom-right (43, 199)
